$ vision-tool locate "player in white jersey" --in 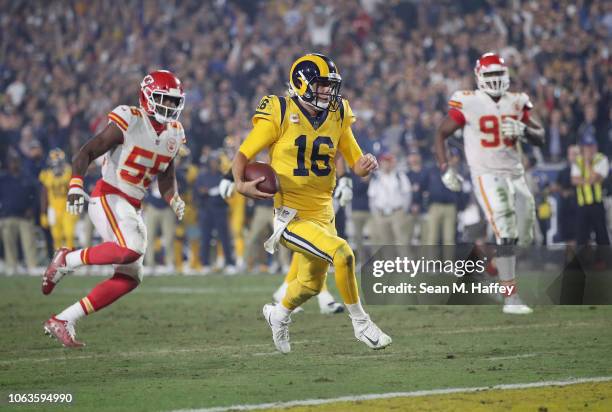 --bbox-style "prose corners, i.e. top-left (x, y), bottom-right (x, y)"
top-left (435, 53), bottom-right (544, 315)
top-left (41, 70), bottom-right (187, 347)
